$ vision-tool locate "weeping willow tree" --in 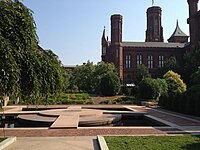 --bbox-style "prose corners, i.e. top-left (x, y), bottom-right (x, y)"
top-left (0, 0), bottom-right (65, 106)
